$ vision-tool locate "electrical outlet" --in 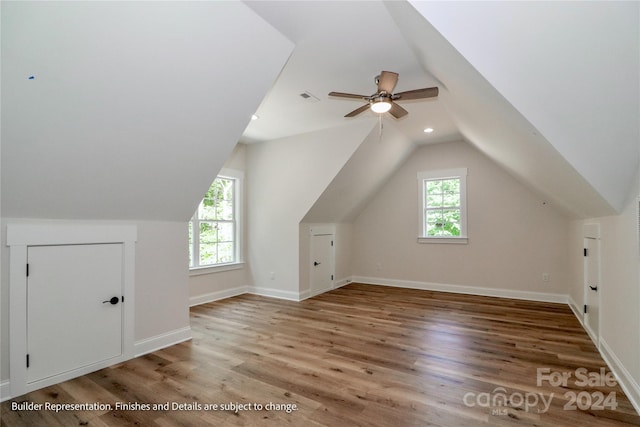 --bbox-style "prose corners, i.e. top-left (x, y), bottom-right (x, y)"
top-left (542, 273), bottom-right (550, 282)
top-left (269, 272), bottom-right (275, 280)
